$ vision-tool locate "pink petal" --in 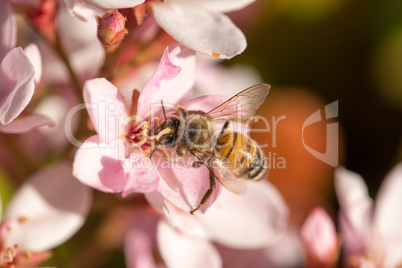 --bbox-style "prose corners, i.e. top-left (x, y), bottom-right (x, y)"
top-left (155, 153), bottom-right (223, 214)
top-left (194, 0), bottom-right (256, 13)
top-left (152, 3), bottom-right (247, 59)
top-left (157, 46), bottom-right (196, 108)
top-left (194, 180), bottom-right (289, 248)
top-left (374, 163), bottom-right (402, 241)
top-left (137, 47), bottom-right (182, 118)
top-left (24, 44), bottom-right (42, 84)
top-left (0, 47), bottom-right (35, 125)
top-left (300, 207), bottom-right (338, 263)
top-left (0, 114), bottom-right (55, 134)
top-left (157, 220), bottom-right (222, 268)
top-left (83, 78), bottom-right (128, 143)
top-left (4, 161), bottom-right (92, 251)
top-left (334, 167), bottom-right (373, 251)
top-left (125, 228), bottom-right (158, 268)
top-left (122, 153), bottom-right (160, 196)
top-left (124, 209), bottom-right (159, 268)
top-left (72, 135), bottom-right (127, 193)
top-left (0, 0), bottom-right (16, 59)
